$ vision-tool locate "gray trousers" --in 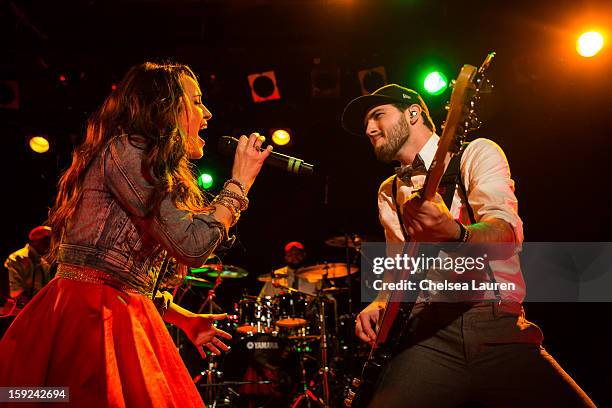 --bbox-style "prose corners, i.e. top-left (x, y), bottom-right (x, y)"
top-left (368, 302), bottom-right (596, 408)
